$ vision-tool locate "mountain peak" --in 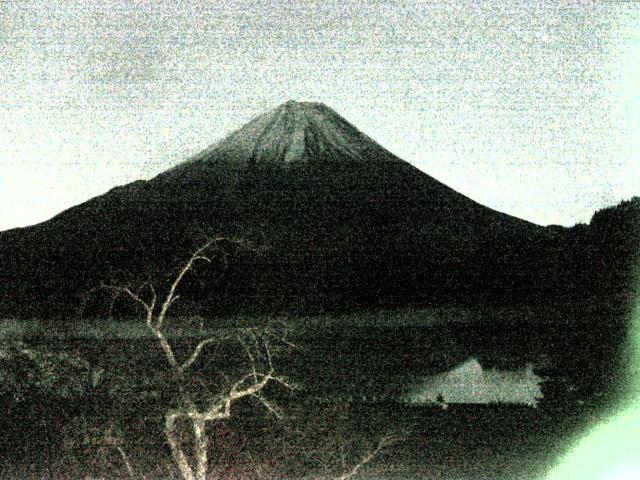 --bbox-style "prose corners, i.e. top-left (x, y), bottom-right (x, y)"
top-left (173, 101), bottom-right (401, 170)
top-left (278, 99), bottom-right (326, 111)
